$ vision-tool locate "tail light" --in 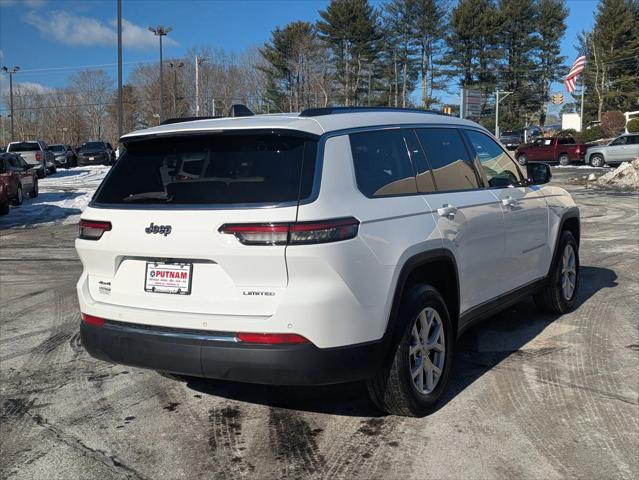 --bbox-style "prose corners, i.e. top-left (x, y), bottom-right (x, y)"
top-left (219, 217), bottom-right (359, 246)
top-left (81, 313), bottom-right (105, 327)
top-left (35, 152), bottom-right (41, 162)
top-left (79, 219), bottom-right (112, 240)
top-left (237, 332), bottom-right (310, 344)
